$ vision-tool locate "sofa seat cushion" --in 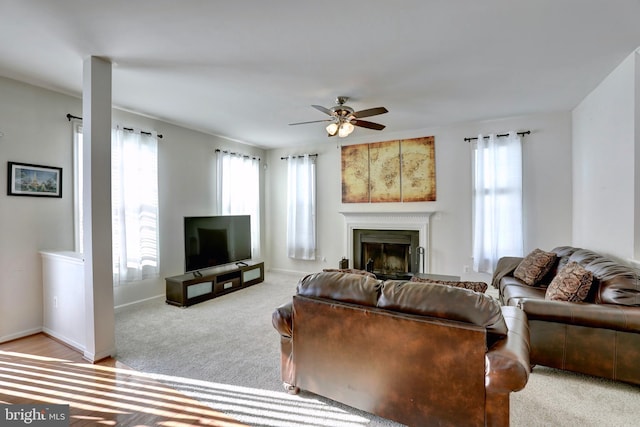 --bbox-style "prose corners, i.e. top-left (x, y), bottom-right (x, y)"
top-left (545, 261), bottom-right (593, 302)
top-left (297, 271), bottom-right (382, 307)
top-left (378, 280), bottom-right (508, 345)
top-left (517, 299), bottom-right (640, 332)
top-left (514, 249), bottom-right (557, 286)
top-left (500, 277), bottom-right (547, 306)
